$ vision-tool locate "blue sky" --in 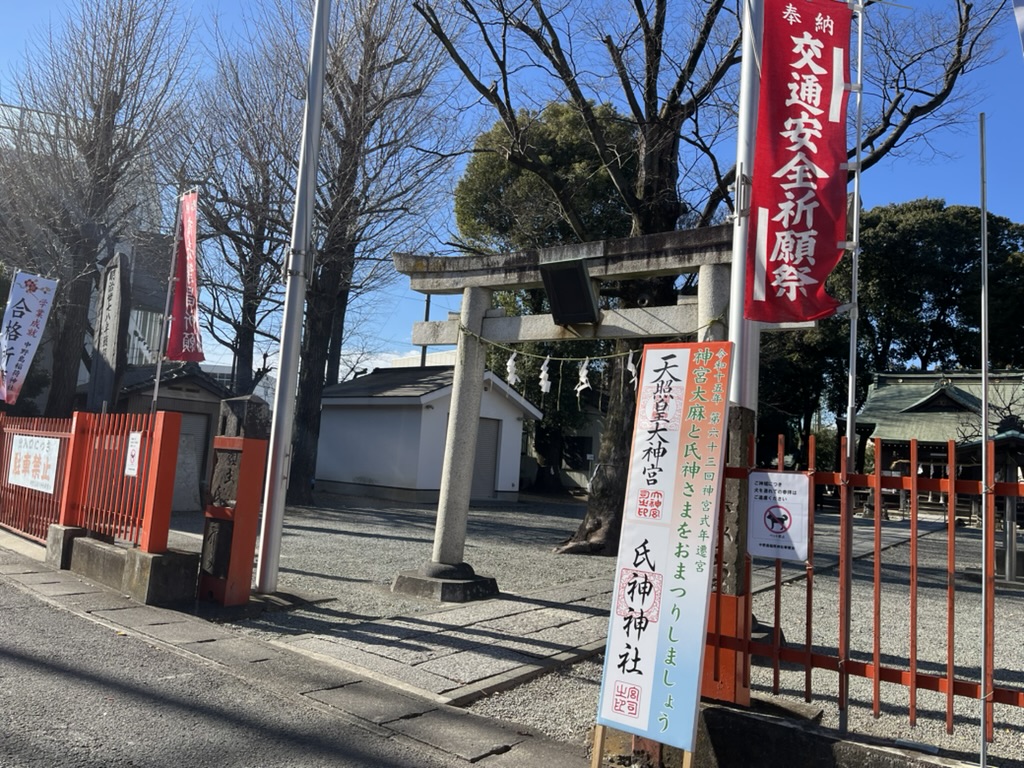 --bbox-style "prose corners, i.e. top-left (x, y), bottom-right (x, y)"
top-left (2, 1), bottom-right (1023, 368)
